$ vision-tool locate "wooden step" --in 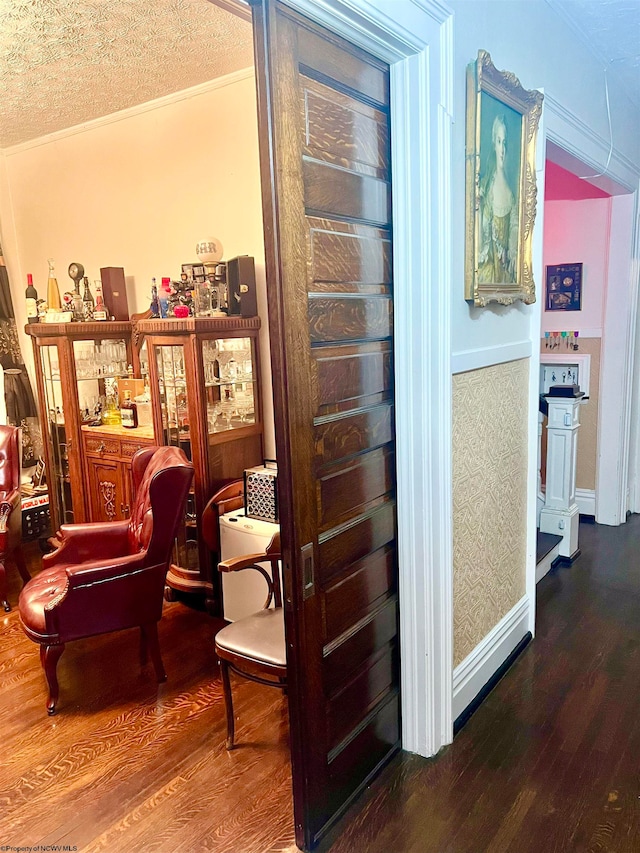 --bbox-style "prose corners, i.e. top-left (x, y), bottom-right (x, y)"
top-left (536, 531), bottom-right (562, 583)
